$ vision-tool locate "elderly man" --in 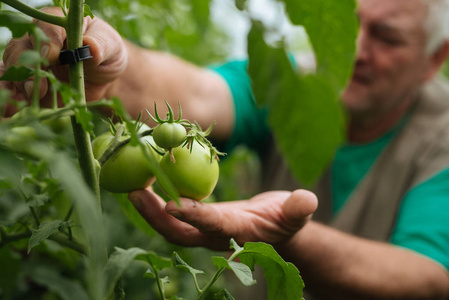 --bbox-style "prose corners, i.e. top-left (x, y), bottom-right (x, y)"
top-left (2, 0), bottom-right (449, 298)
